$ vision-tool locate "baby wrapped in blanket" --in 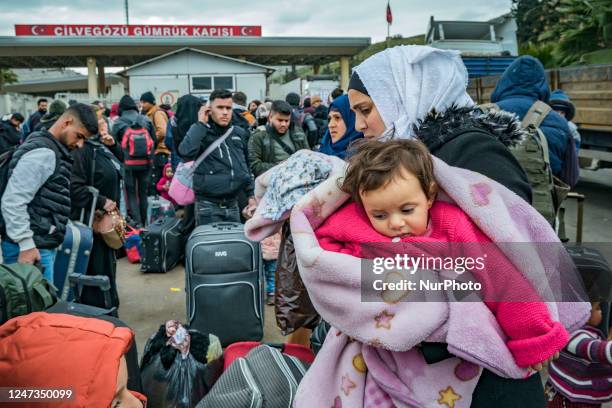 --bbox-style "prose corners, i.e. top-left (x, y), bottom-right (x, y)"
top-left (316, 139), bottom-right (568, 370)
top-left (245, 147), bottom-right (589, 408)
